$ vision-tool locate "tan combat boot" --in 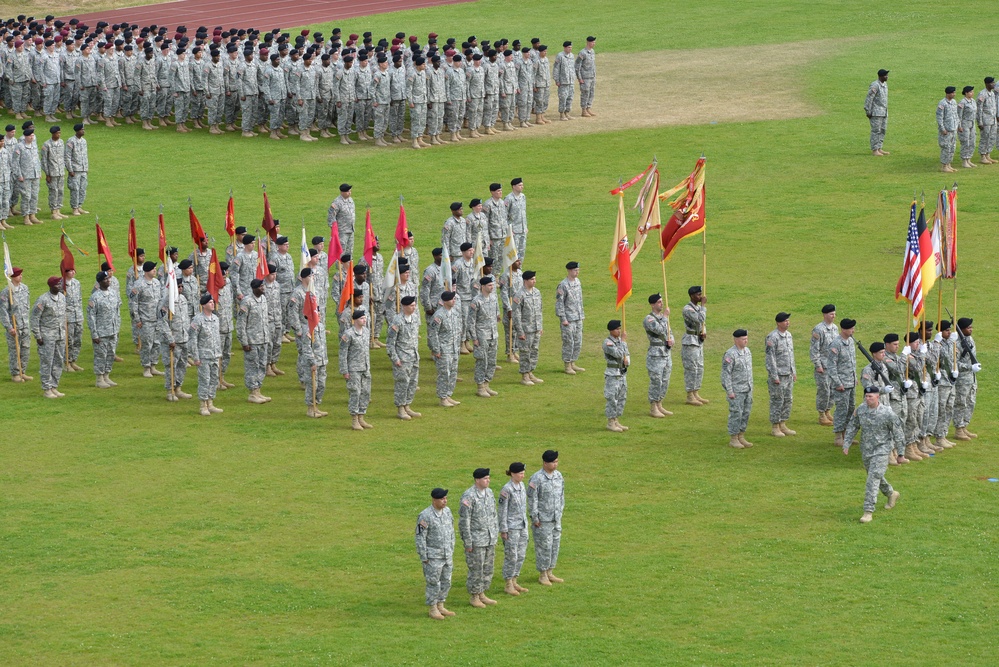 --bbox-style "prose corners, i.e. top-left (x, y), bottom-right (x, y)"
top-left (199, 400), bottom-right (211, 416)
top-left (571, 362), bottom-right (586, 372)
top-left (412, 137), bottom-right (422, 149)
top-left (607, 418), bottom-right (623, 432)
top-left (428, 605), bottom-right (445, 620)
top-left (538, 571), bottom-right (552, 586)
top-left (529, 372), bottom-right (544, 384)
top-left (270, 130), bottom-right (282, 140)
top-left (657, 401), bottom-right (673, 416)
top-left (358, 415), bottom-right (374, 429)
top-left (174, 387), bottom-right (192, 399)
top-left (469, 594), bottom-right (486, 608)
top-left (693, 390), bottom-right (708, 404)
top-left (834, 432), bottom-right (845, 448)
top-left (547, 570), bottom-right (564, 583)
top-left (904, 443), bottom-right (924, 461)
top-left (925, 435), bottom-right (943, 452)
top-left (437, 601), bottom-right (455, 616)
top-left (476, 383), bottom-right (491, 398)
top-left (447, 396), bottom-right (461, 406)
top-left (771, 423), bottom-right (785, 438)
top-left (966, 427), bottom-right (978, 439)
top-left (650, 402), bottom-right (665, 418)
top-left (860, 512), bottom-right (873, 524)
top-left (885, 491), bottom-right (900, 509)
top-left (31, 213), bottom-right (45, 224)
top-left (935, 436), bottom-right (954, 449)
top-left (779, 422), bottom-right (796, 436)
top-left (207, 400), bottom-right (223, 414)
top-left (248, 389), bottom-right (267, 404)
top-left (350, 415), bottom-right (364, 429)
top-left (686, 391), bottom-right (703, 406)
top-left (405, 405), bottom-right (422, 418)
top-left (397, 406), bottom-right (411, 420)
top-left (96, 375), bottom-right (112, 389)
top-left (614, 418), bottom-right (629, 432)
top-left (521, 373), bottom-right (535, 386)
top-left (485, 383), bottom-right (498, 396)
top-left (564, 362), bottom-right (576, 375)
top-left (143, 366), bottom-right (154, 378)
top-left (166, 389), bottom-right (179, 402)
top-left (479, 591), bottom-right (497, 605)
top-left (738, 432), bottom-right (754, 448)
top-left (821, 409), bottom-right (834, 425)
top-left (150, 366), bottom-right (165, 376)
top-left (104, 374), bottom-right (117, 386)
